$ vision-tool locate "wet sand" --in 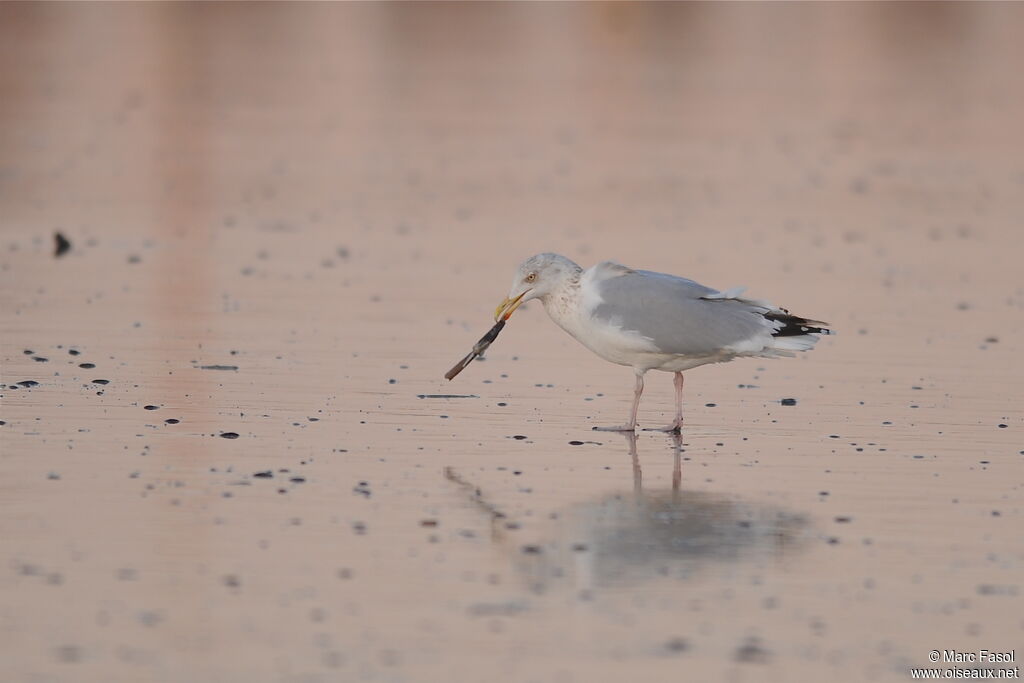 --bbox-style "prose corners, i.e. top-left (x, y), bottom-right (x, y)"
top-left (2, 4), bottom-right (1023, 682)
